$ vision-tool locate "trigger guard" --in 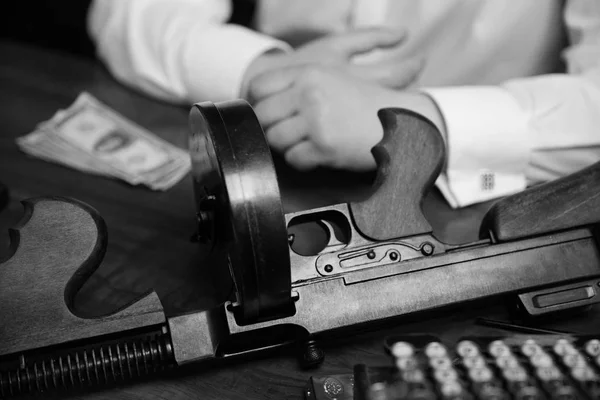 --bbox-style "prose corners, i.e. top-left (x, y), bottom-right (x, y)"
top-left (318, 220), bottom-right (346, 248)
